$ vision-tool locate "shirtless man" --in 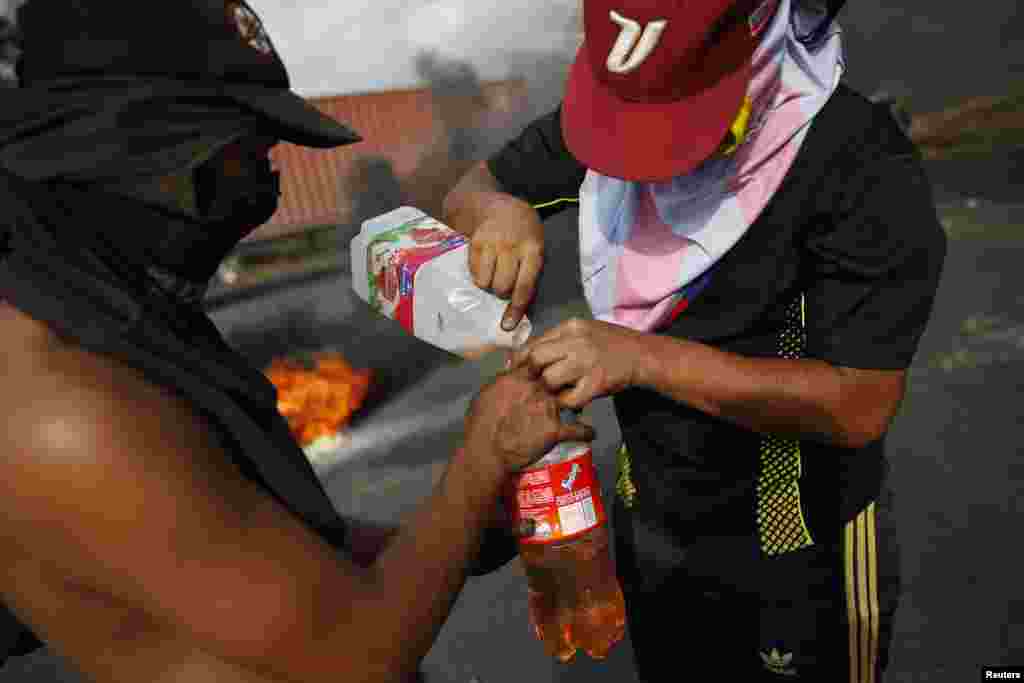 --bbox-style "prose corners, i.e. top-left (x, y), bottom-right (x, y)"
top-left (0, 1), bottom-right (592, 681)
top-left (0, 303), bottom-right (586, 683)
